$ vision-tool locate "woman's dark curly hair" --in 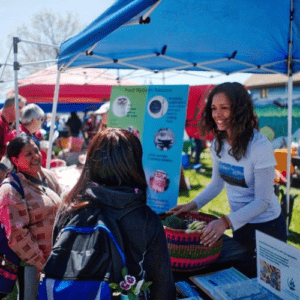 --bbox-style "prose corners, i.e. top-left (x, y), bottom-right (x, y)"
top-left (200, 82), bottom-right (259, 161)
